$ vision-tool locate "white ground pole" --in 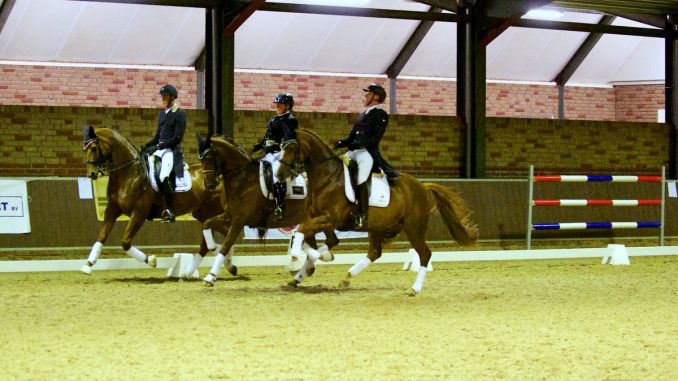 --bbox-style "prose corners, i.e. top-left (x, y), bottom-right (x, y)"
top-left (1, 245), bottom-right (677, 273)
